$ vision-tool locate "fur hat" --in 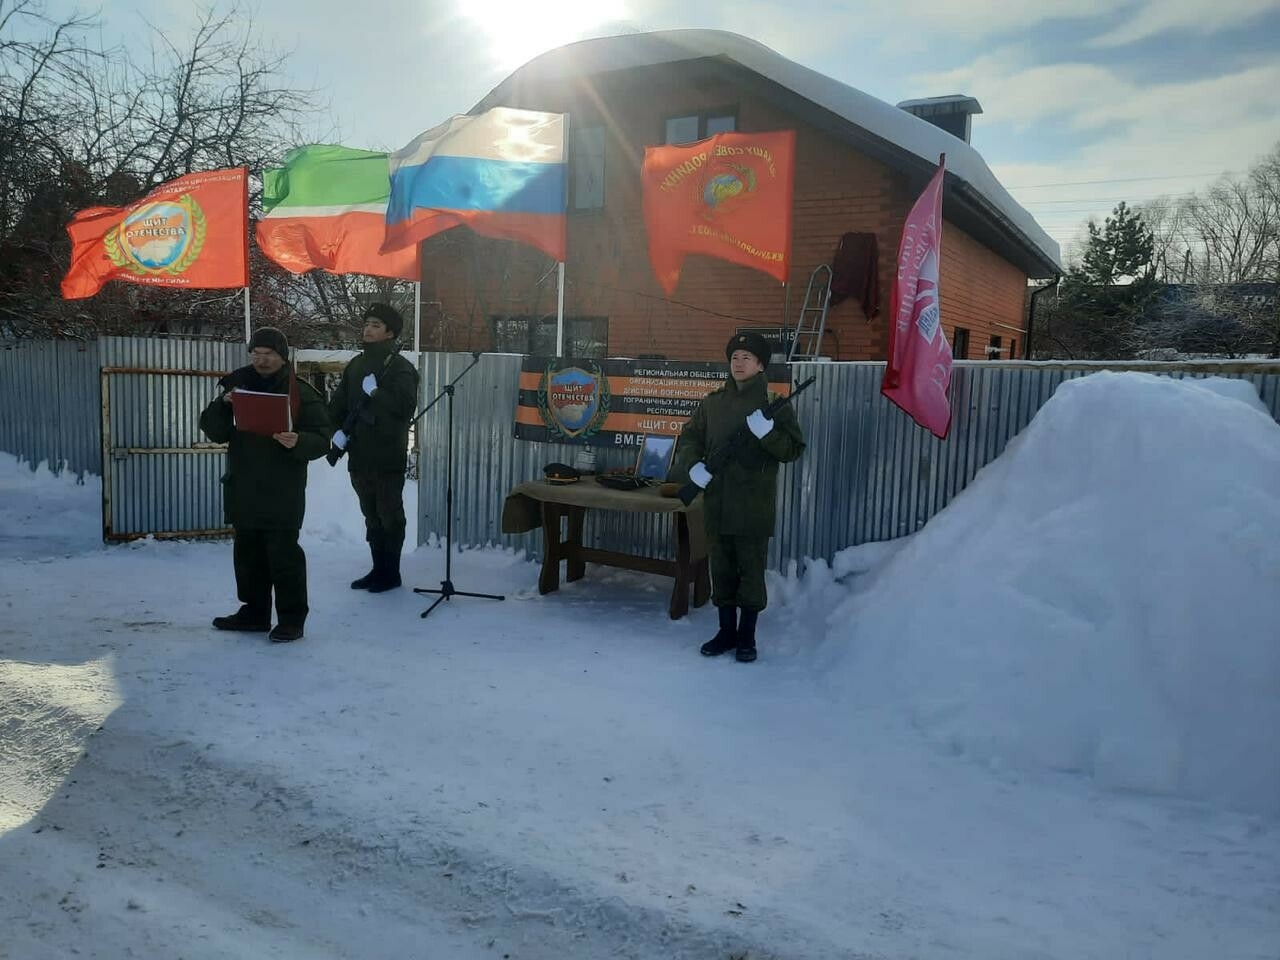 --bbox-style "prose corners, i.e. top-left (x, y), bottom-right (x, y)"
top-left (363, 302), bottom-right (404, 338)
top-left (725, 331), bottom-right (772, 368)
top-left (248, 327), bottom-right (290, 360)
